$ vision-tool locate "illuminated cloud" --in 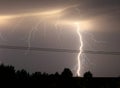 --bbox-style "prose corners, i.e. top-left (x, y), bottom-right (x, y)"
top-left (0, 0), bottom-right (119, 32)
